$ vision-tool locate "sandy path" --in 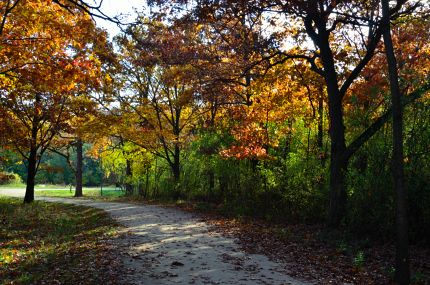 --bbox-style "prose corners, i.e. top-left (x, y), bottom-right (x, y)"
top-left (0, 189), bottom-right (309, 285)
